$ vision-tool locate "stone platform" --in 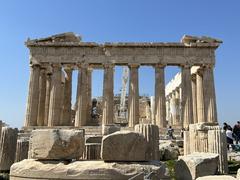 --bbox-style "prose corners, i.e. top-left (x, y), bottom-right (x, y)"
top-left (10, 159), bottom-right (170, 180)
